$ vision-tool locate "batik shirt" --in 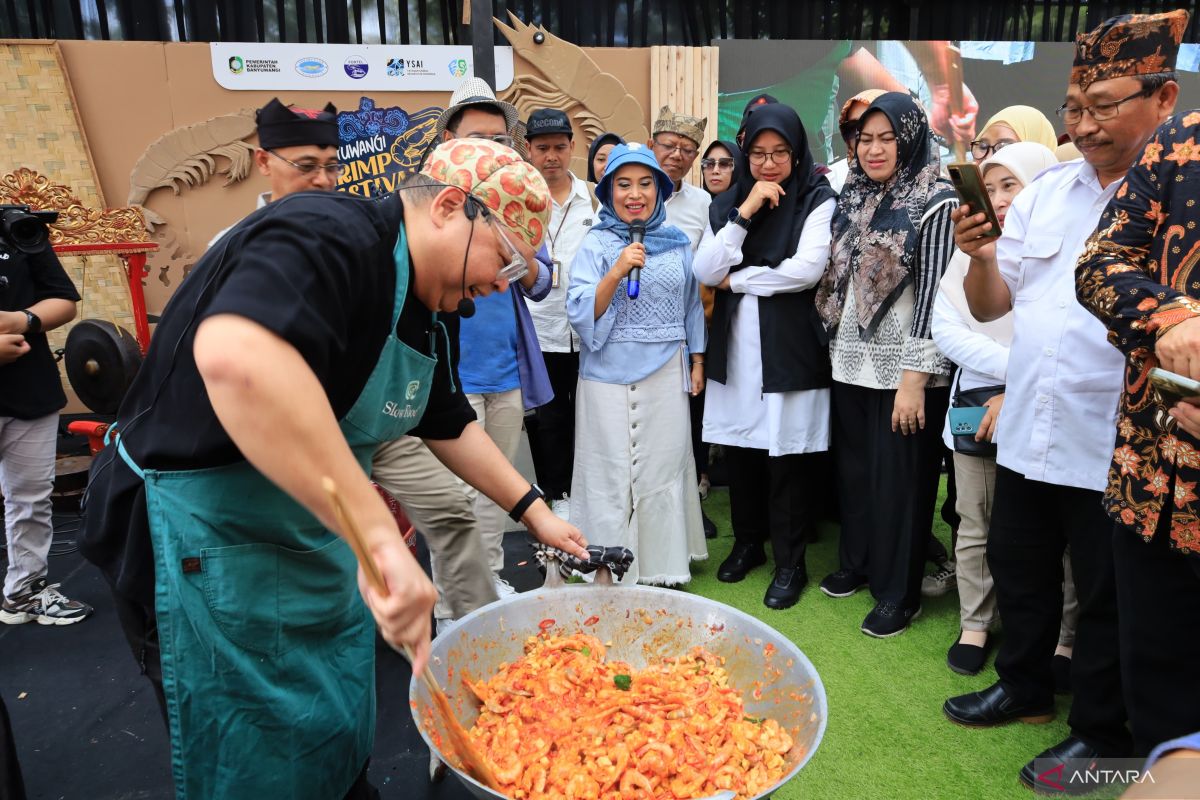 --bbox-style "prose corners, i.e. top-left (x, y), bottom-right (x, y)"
top-left (1076, 110), bottom-right (1200, 555)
